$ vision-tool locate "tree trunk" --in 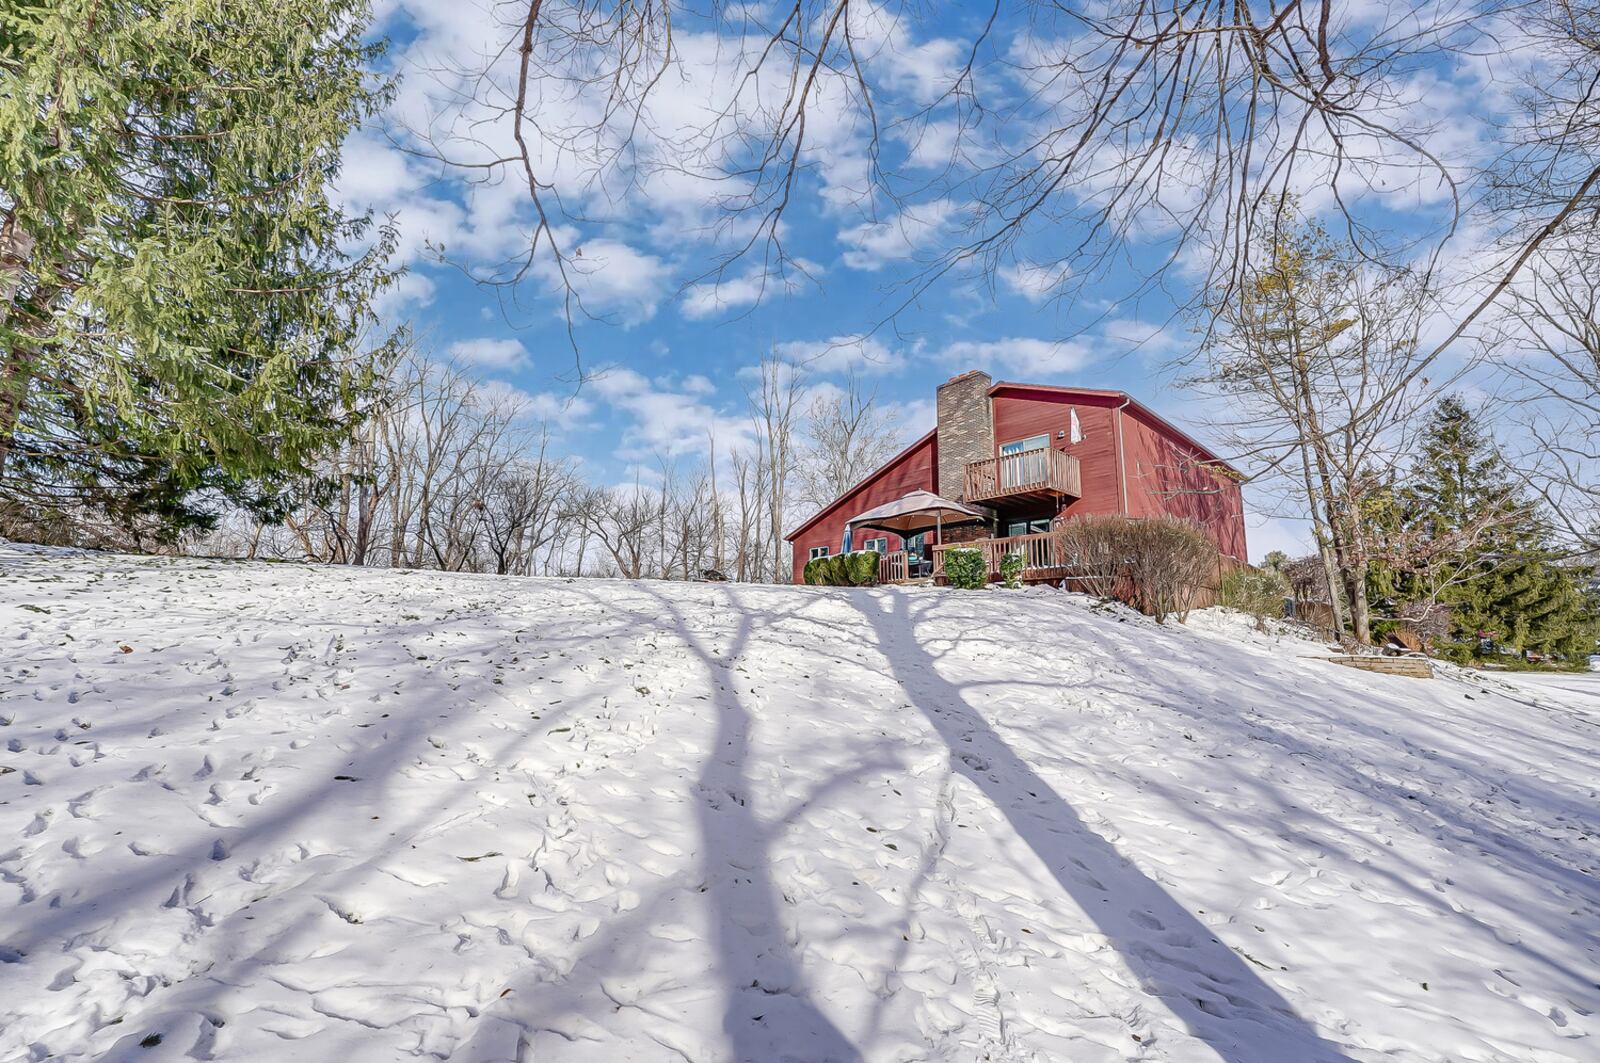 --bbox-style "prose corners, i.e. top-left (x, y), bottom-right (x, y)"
top-left (0, 214), bottom-right (39, 478)
top-left (1348, 557), bottom-right (1372, 644)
